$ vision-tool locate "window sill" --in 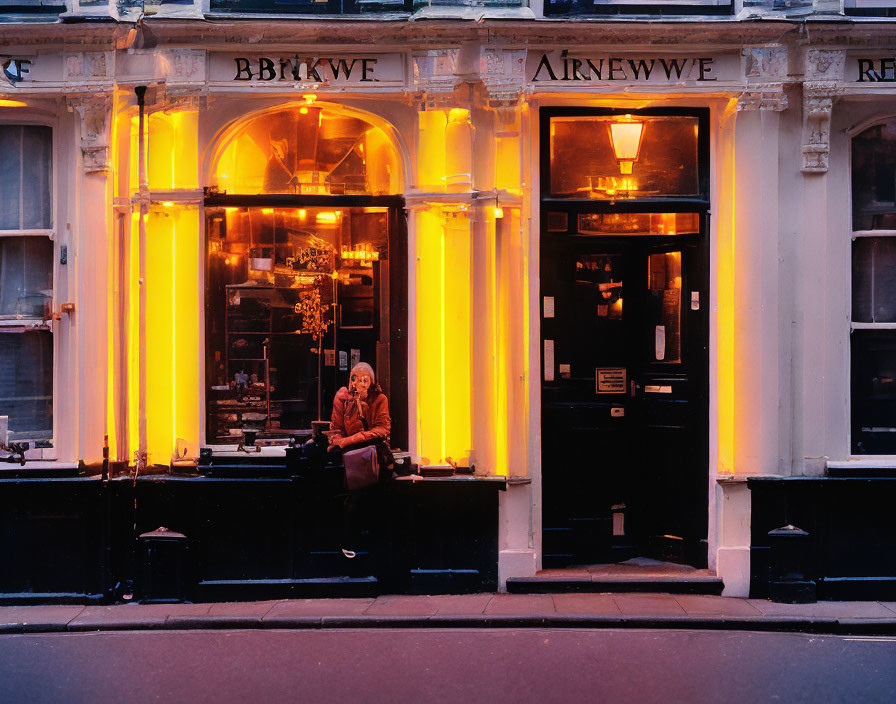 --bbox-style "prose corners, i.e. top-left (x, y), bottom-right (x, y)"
top-left (828, 458), bottom-right (896, 469)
